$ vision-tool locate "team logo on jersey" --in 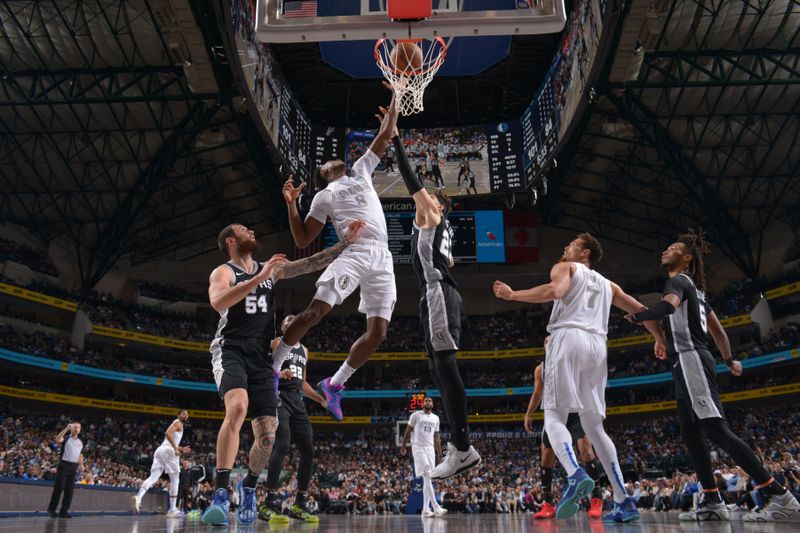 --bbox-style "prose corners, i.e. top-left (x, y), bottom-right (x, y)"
top-left (338, 275), bottom-right (349, 290)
